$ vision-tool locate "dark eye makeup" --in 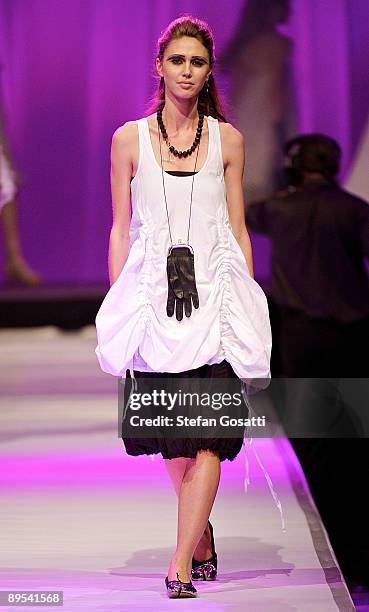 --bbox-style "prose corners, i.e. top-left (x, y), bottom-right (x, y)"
top-left (168, 55), bottom-right (207, 66)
